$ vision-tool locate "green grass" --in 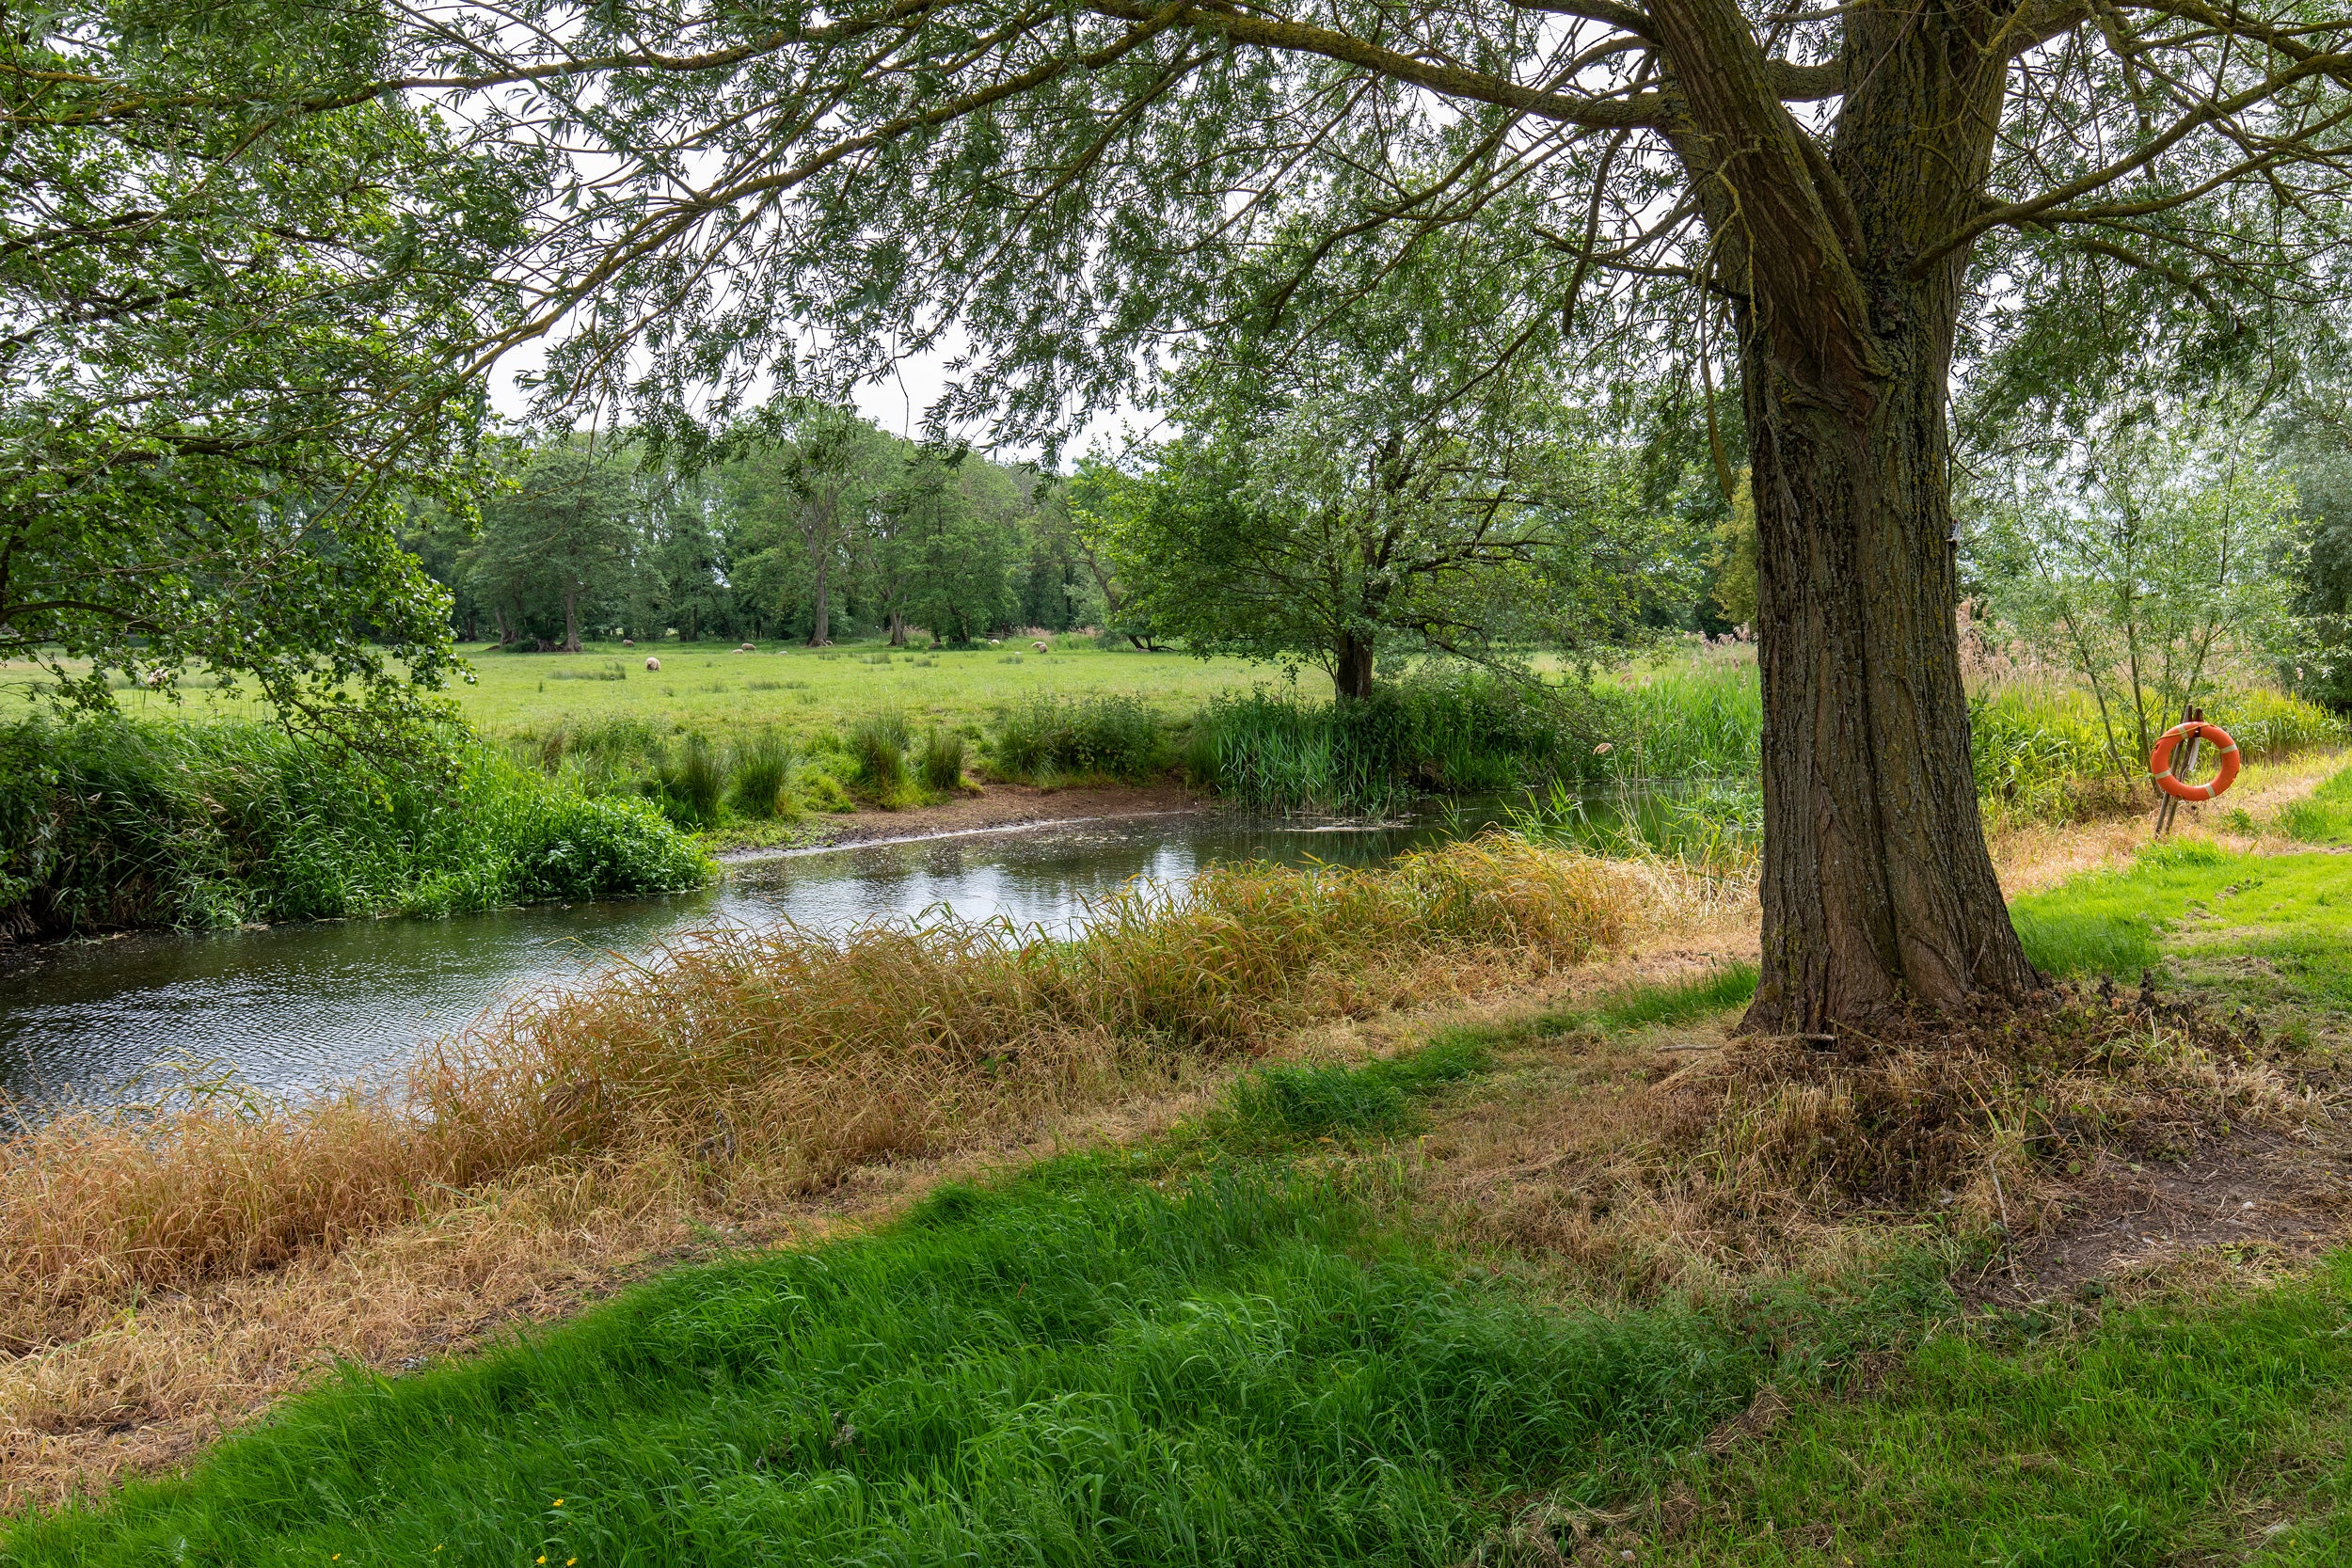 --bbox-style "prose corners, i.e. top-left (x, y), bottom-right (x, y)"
top-left (2, 1036), bottom-right (1958, 1566)
top-left (1219, 1032), bottom-right (1494, 1141)
top-left (1668, 1256), bottom-right (2352, 1564)
top-left (2280, 761), bottom-right (2352, 846)
top-left (18, 835), bottom-right (2352, 1559)
top-left (6, 640), bottom-right (1273, 745)
top-left (1591, 963), bottom-right (1762, 1032)
top-left (2010, 839), bottom-right (2352, 1015)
